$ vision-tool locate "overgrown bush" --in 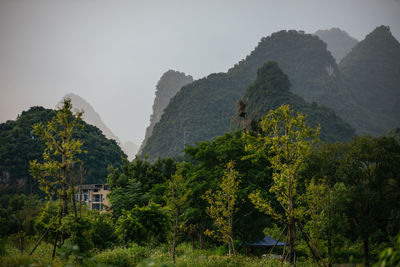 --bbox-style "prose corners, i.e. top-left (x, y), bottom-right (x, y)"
top-left (115, 203), bottom-right (170, 246)
top-left (95, 244), bottom-right (150, 267)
